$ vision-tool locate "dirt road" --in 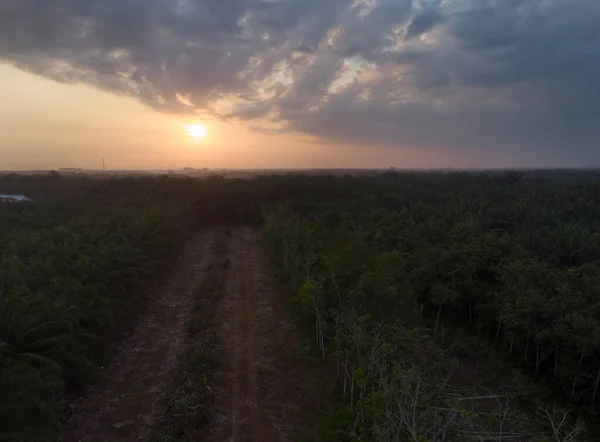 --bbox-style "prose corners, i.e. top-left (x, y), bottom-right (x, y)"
top-left (60, 230), bottom-right (217, 442)
top-left (61, 227), bottom-right (332, 442)
top-left (207, 227), bottom-right (333, 442)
